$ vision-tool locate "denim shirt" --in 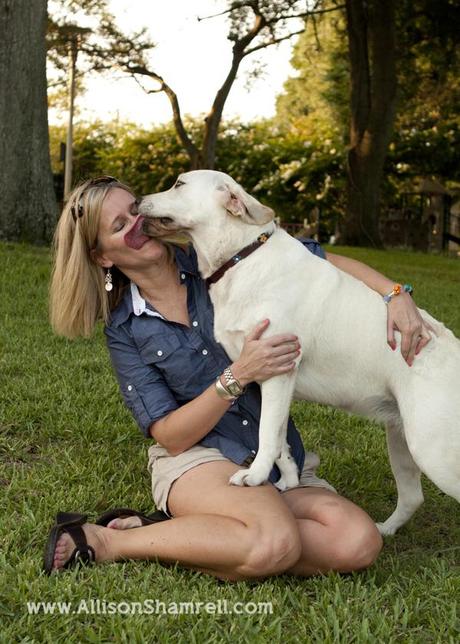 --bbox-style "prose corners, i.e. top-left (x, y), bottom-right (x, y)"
top-left (104, 237), bottom-right (326, 485)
